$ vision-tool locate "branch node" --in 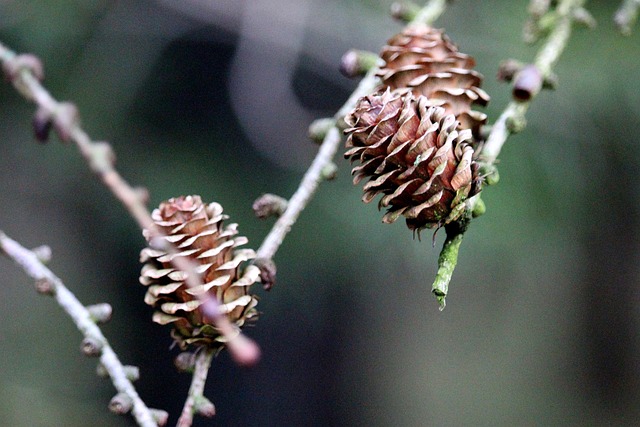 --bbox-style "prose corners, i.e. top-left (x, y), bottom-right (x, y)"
top-left (33, 106), bottom-right (53, 143)
top-left (30, 245), bottom-right (52, 263)
top-left (573, 7), bottom-right (597, 29)
top-left (87, 303), bottom-right (113, 324)
top-left (80, 336), bottom-right (103, 357)
top-left (150, 409), bottom-right (169, 426)
top-left (252, 193), bottom-right (288, 219)
top-left (108, 392), bottom-right (133, 415)
top-left (497, 59), bottom-right (524, 82)
top-left (34, 277), bottom-right (56, 295)
top-left (390, 1), bottom-right (421, 22)
top-left (320, 162), bottom-right (338, 181)
top-left (339, 50), bottom-right (380, 78)
top-left (194, 396), bottom-right (216, 418)
top-left (513, 64), bottom-right (543, 101)
top-left (88, 141), bottom-right (117, 174)
top-left (506, 113), bottom-right (527, 134)
top-left (253, 257), bottom-right (277, 291)
top-left (174, 351), bottom-right (197, 373)
top-left (308, 117), bottom-right (336, 144)
top-left (52, 102), bottom-right (79, 143)
top-left (2, 53), bottom-right (44, 81)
